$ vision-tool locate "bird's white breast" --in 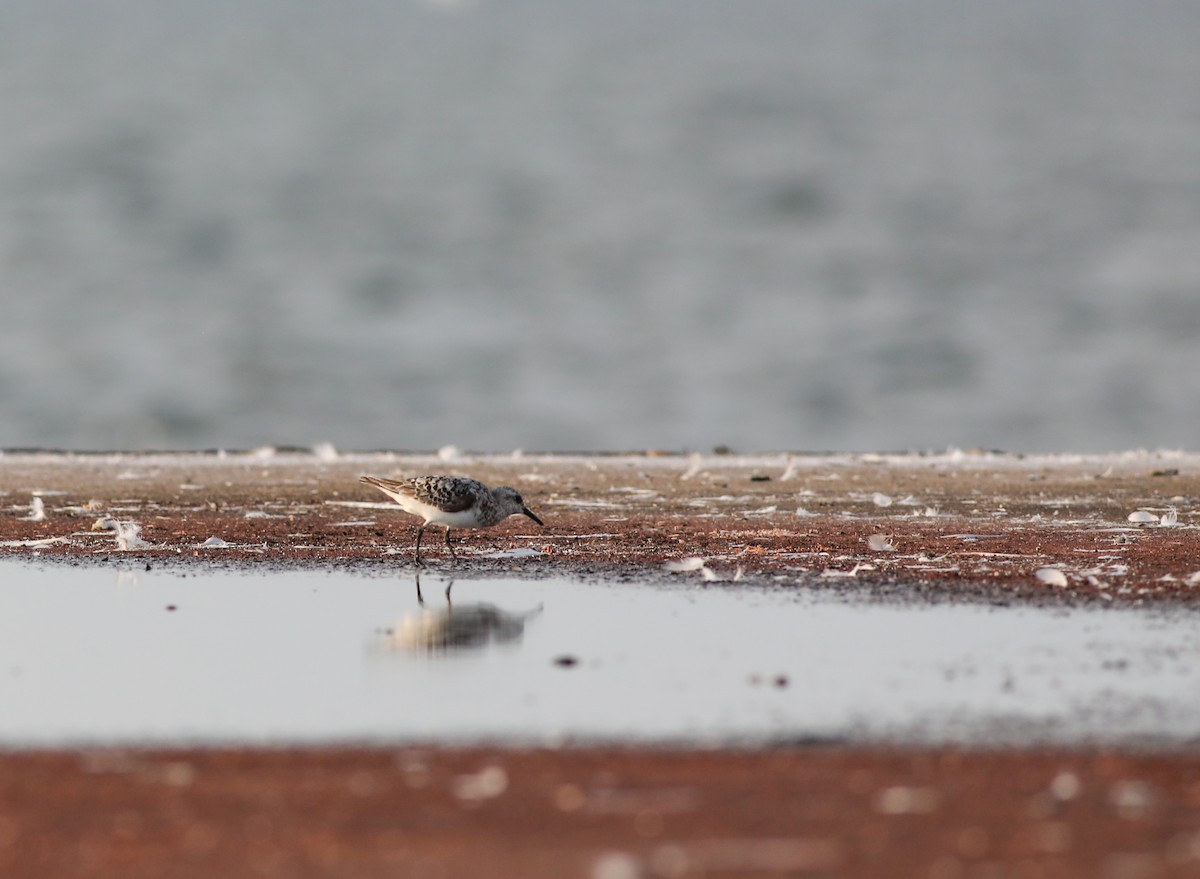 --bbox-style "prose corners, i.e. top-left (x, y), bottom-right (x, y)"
top-left (395, 496), bottom-right (483, 528)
